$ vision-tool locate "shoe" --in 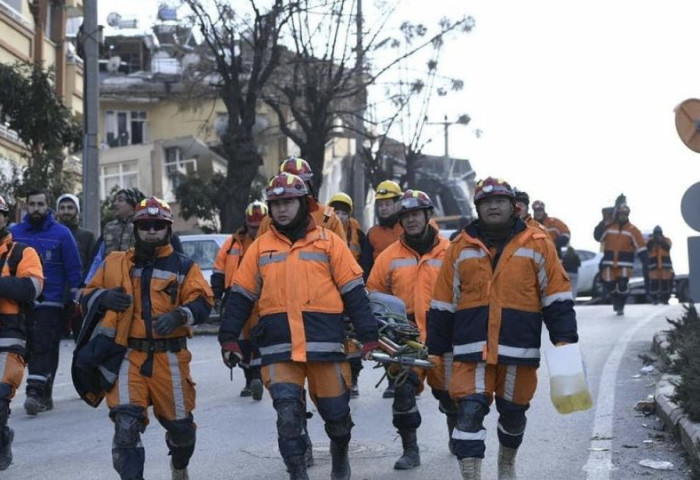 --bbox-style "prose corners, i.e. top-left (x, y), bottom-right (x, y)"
top-left (382, 384), bottom-right (395, 399)
top-left (170, 460), bottom-right (189, 480)
top-left (349, 383), bottom-right (359, 398)
top-left (249, 378), bottom-right (263, 401)
top-left (0, 427), bottom-right (13, 470)
top-left (240, 386), bottom-right (253, 397)
top-left (616, 310), bottom-right (624, 316)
